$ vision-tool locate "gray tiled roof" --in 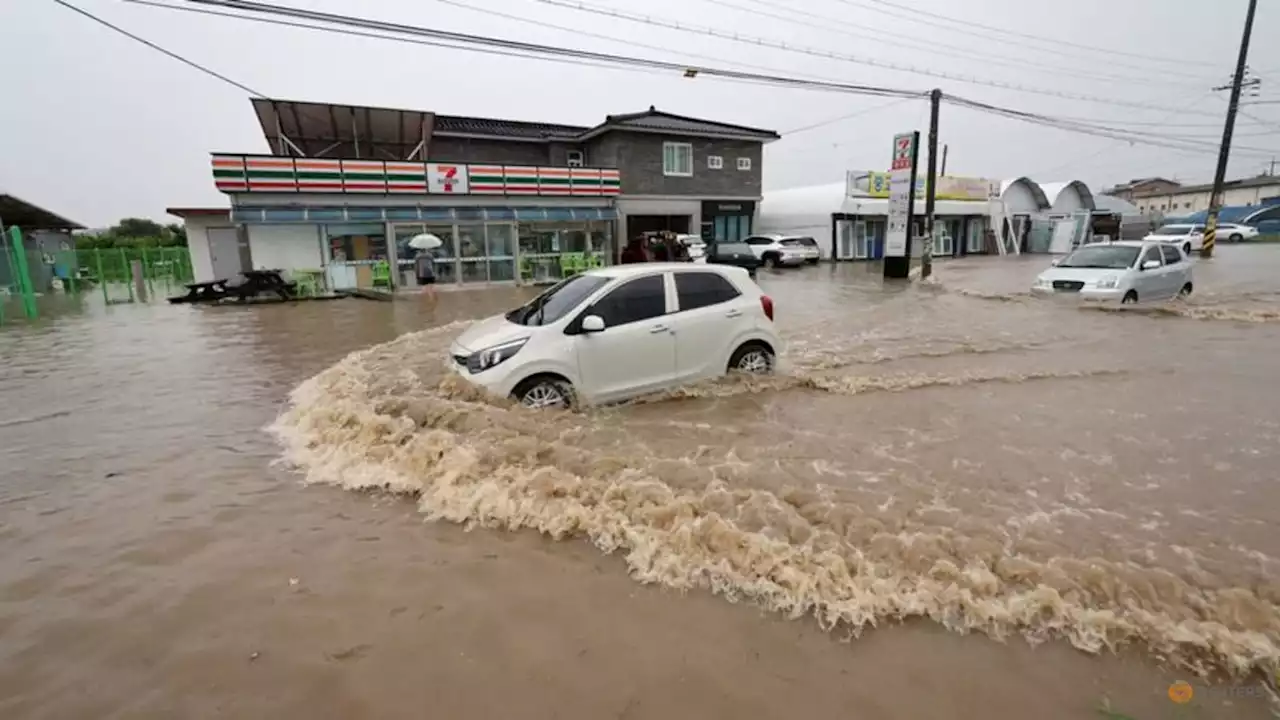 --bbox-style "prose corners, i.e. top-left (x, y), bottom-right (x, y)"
top-left (432, 115), bottom-right (588, 138)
